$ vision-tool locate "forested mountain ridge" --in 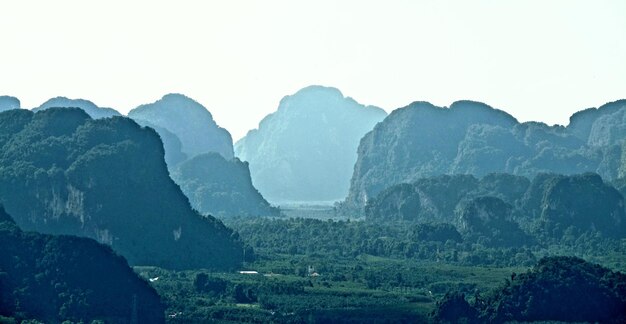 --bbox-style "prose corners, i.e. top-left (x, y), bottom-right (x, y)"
top-left (0, 108), bottom-right (243, 270)
top-left (568, 99), bottom-right (626, 144)
top-left (171, 153), bottom-right (279, 217)
top-left (346, 99), bottom-right (626, 209)
top-left (433, 256), bottom-right (626, 323)
top-left (0, 206), bottom-right (165, 323)
top-left (34, 96), bottom-right (121, 119)
top-left (235, 85), bottom-right (388, 202)
top-left (128, 93), bottom-right (278, 217)
top-left (365, 173), bottom-right (626, 245)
